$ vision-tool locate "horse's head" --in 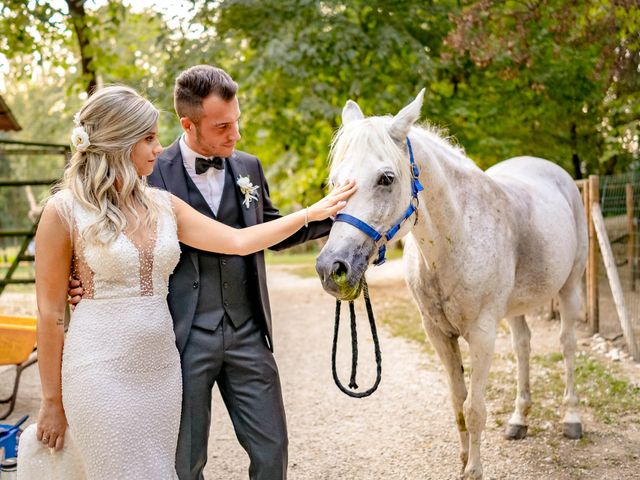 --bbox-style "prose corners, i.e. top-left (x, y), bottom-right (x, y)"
top-left (316, 90), bottom-right (425, 300)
